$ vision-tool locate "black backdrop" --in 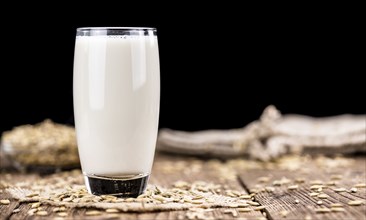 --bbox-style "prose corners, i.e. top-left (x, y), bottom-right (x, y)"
top-left (1, 5), bottom-right (364, 133)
